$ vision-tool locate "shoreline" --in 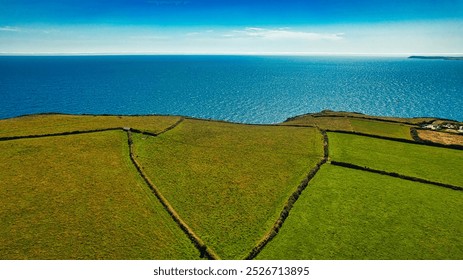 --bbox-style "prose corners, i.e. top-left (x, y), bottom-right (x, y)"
top-left (1, 110), bottom-right (461, 125)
